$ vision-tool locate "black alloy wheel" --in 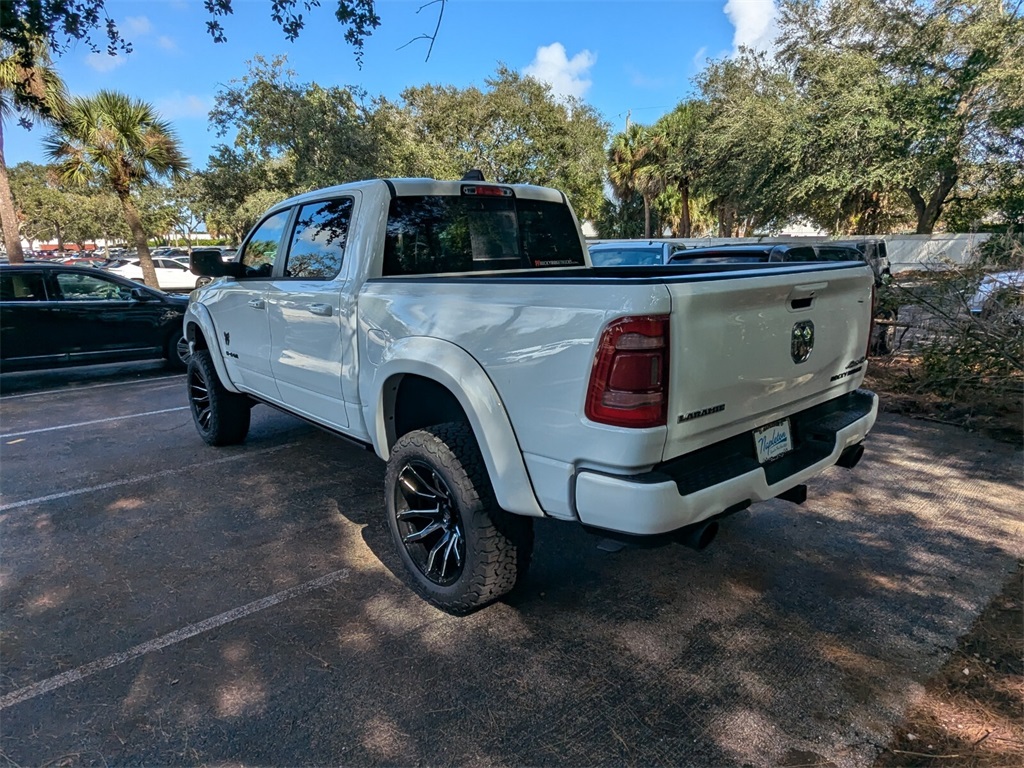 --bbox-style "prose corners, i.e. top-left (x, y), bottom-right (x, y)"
top-left (166, 329), bottom-right (190, 370)
top-left (384, 423), bottom-right (533, 614)
top-left (175, 334), bottom-right (191, 366)
top-left (393, 460), bottom-right (466, 585)
top-left (187, 349), bottom-right (250, 446)
top-left (189, 362), bottom-right (214, 433)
